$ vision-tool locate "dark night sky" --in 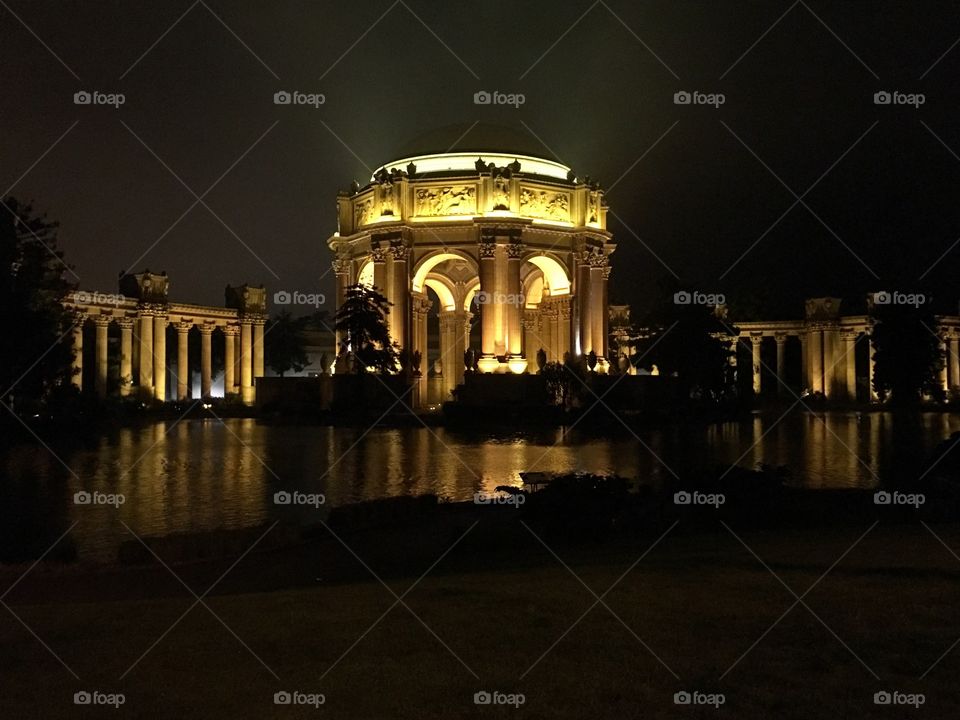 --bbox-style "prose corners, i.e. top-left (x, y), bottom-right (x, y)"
top-left (3, 0), bottom-right (959, 317)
